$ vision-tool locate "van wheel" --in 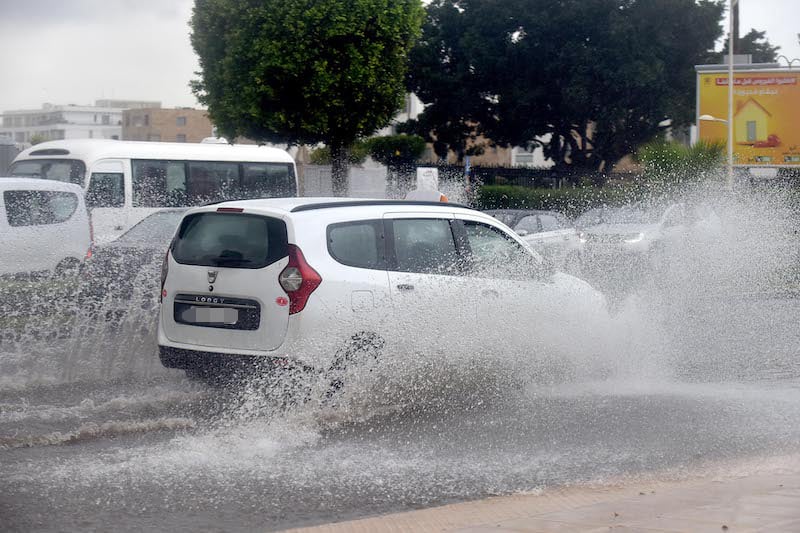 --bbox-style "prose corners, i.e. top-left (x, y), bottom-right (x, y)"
top-left (325, 332), bottom-right (385, 397)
